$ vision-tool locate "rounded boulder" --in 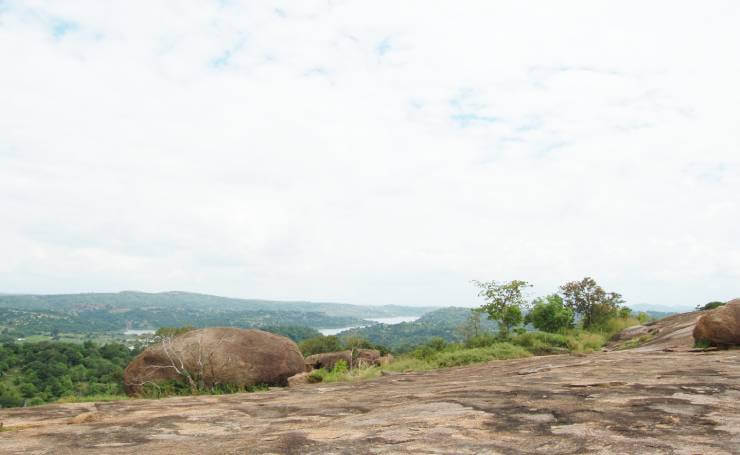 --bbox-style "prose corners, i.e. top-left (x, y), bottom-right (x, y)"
top-left (693, 299), bottom-right (740, 346)
top-left (123, 328), bottom-right (304, 396)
